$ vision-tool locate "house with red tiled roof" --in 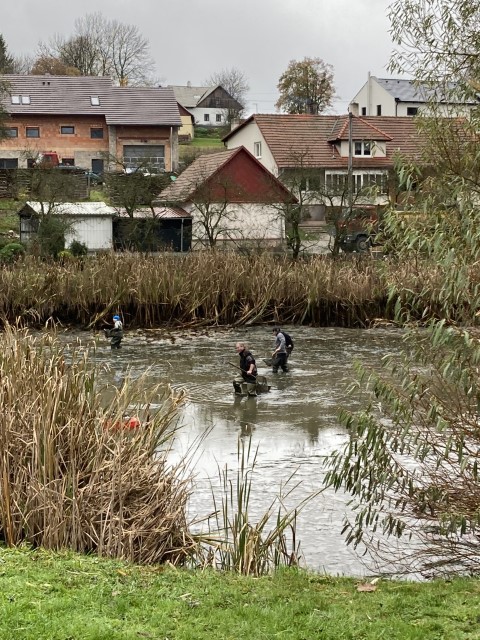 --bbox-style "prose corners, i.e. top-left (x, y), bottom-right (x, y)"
top-left (222, 113), bottom-right (425, 221)
top-left (157, 146), bottom-right (294, 249)
top-left (0, 74), bottom-right (182, 174)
